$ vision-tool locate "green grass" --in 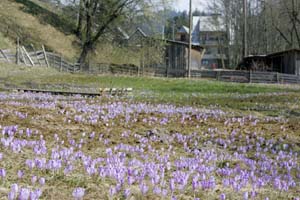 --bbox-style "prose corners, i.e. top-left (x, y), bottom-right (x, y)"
top-left (1, 62), bottom-right (299, 94)
top-left (1, 62), bottom-right (300, 118)
top-left (0, 32), bottom-right (15, 49)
